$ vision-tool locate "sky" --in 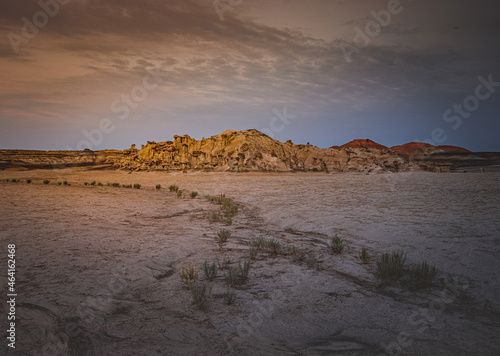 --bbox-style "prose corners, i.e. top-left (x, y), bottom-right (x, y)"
top-left (0, 0), bottom-right (499, 151)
